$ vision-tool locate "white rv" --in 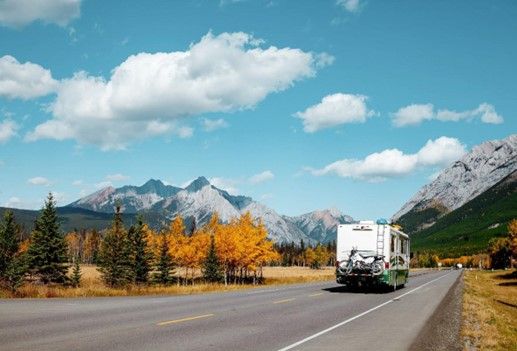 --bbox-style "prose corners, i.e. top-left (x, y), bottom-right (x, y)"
top-left (335, 220), bottom-right (410, 290)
